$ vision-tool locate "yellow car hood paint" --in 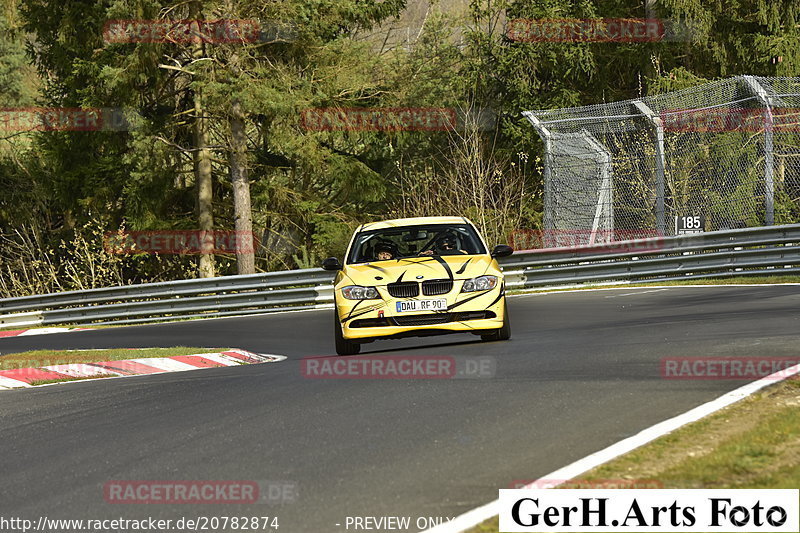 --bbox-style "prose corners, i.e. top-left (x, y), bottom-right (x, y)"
top-left (340, 254), bottom-right (494, 287)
